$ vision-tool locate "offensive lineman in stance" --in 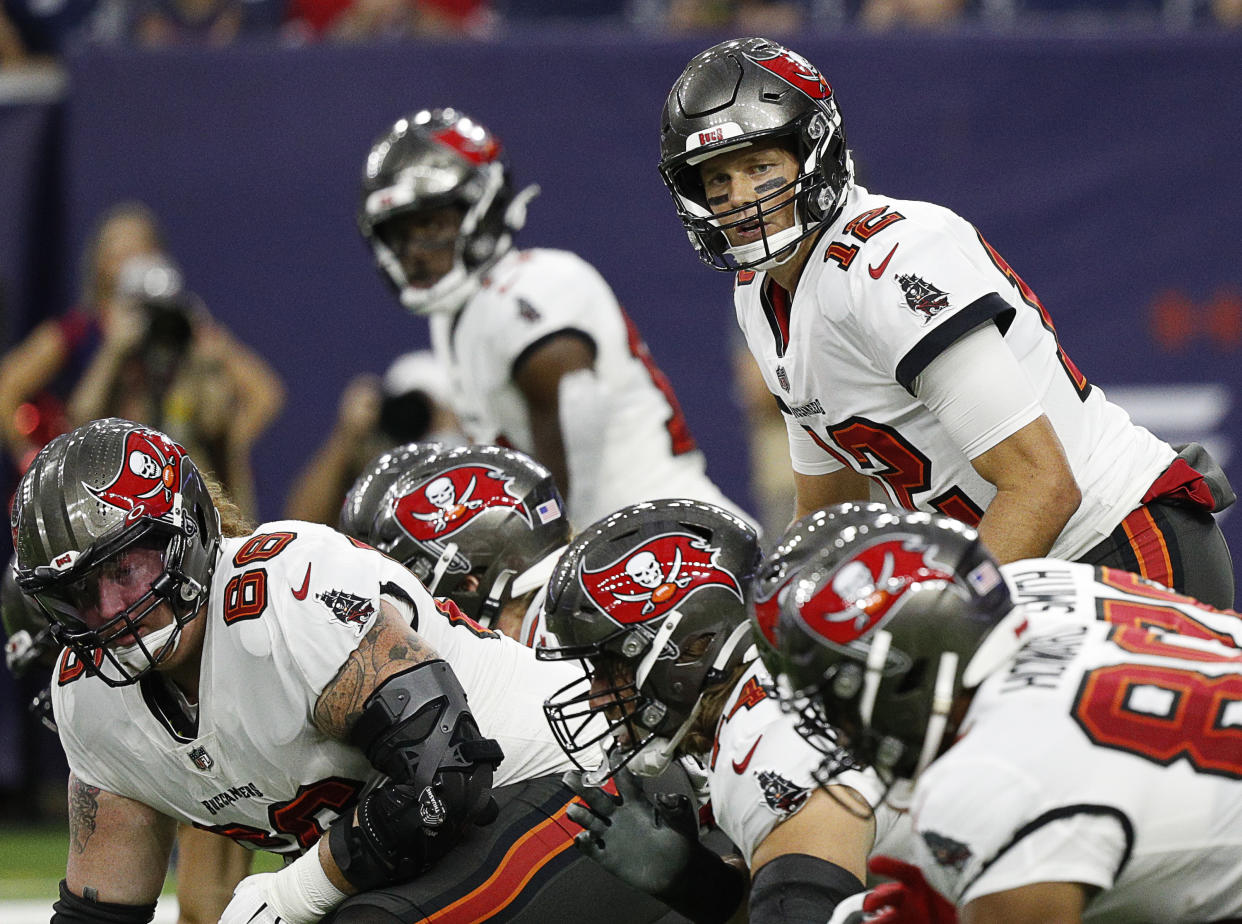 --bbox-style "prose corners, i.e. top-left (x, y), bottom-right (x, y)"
top-left (537, 499), bottom-right (908, 923)
top-left (765, 508), bottom-right (1242, 921)
top-left (358, 107), bottom-right (752, 532)
top-left (658, 37), bottom-right (1233, 606)
top-left (12, 418), bottom-right (681, 924)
